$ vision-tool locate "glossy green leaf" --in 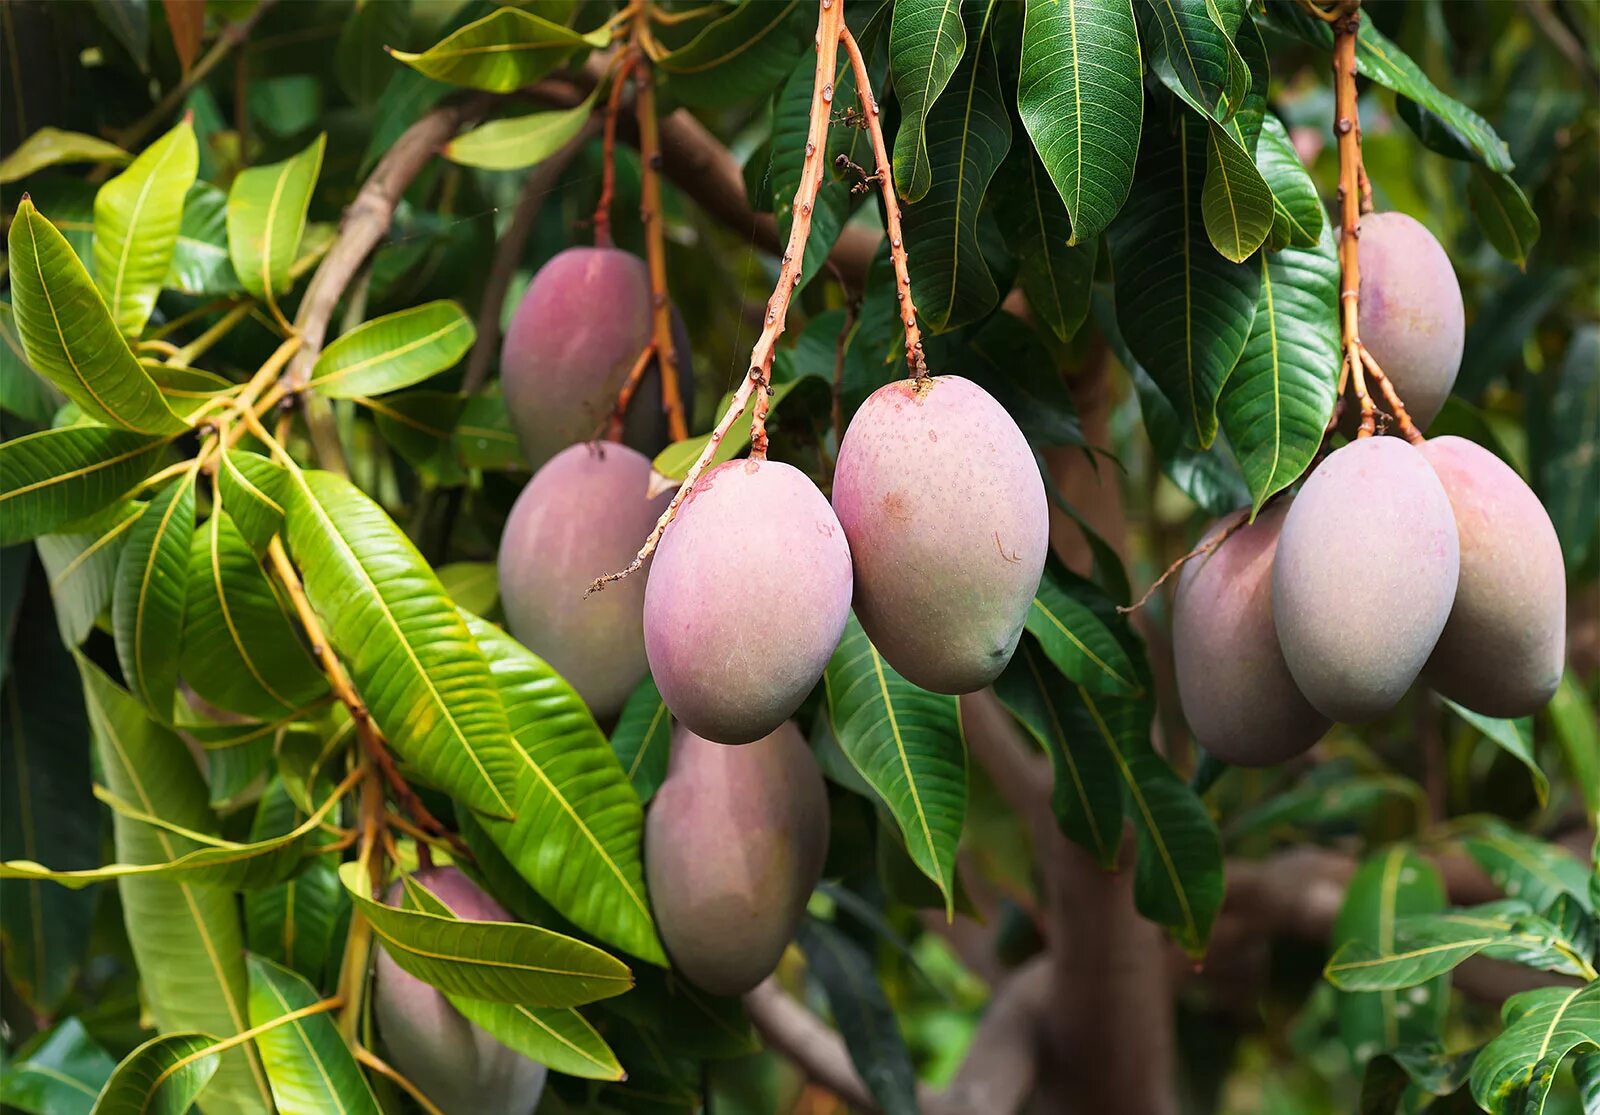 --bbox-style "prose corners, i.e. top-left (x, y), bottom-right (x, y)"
top-left (90, 1033), bottom-right (221, 1115)
top-left (962, 312), bottom-right (1085, 446)
top-left (1469, 983), bottom-right (1600, 1114)
top-left (1533, 325), bottom-right (1598, 572)
top-left (657, 0), bottom-right (808, 108)
top-left (339, 862), bottom-right (633, 1007)
top-left (1142, 0), bottom-right (1247, 124)
top-left (182, 510), bottom-right (328, 720)
top-left (226, 134), bottom-right (326, 307)
top-left (360, 389), bottom-right (469, 484)
top-left (1017, 0), bottom-right (1143, 245)
top-left (1226, 765), bottom-right (1423, 841)
top-left (1469, 167), bottom-right (1541, 271)
top-left (77, 656), bottom-right (273, 1114)
top-left (1548, 673), bottom-right (1600, 825)
top-left (36, 502), bottom-right (145, 645)
top-left (1025, 564), bottom-right (1139, 695)
top-left (245, 779), bottom-right (346, 985)
top-left (1109, 113), bottom-right (1260, 448)
top-left (993, 142), bottom-right (1097, 342)
top-left (994, 639), bottom-right (1123, 868)
top-left (902, 7), bottom-right (1010, 332)
top-left (311, 300), bottom-right (475, 399)
top-left (1463, 824), bottom-right (1594, 914)
top-left (7, 200), bottom-right (185, 433)
top-left (1326, 907), bottom-right (1594, 991)
top-left (0, 127), bottom-right (129, 184)
top-left (165, 182), bottom-right (242, 297)
top-left (437, 561), bottom-right (499, 618)
top-left (1201, 120), bottom-right (1272, 263)
top-left (0, 1017), bottom-right (115, 1115)
top-left (1220, 221), bottom-right (1340, 513)
top-left (146, 365), bottom-right (232, 420)
top-left (1332, 847), bottom-right (1448, 1059)
top-left (112, 470), bottom-right (196, 718)
top-left (824, 616), bottom-right (965, 917)
top-left (651, 380), bottom-right (800, 483)
top-left (0, 425), bottom-right (165, 545)
top-left (245, 955), bottom-right (379, 1115)
top-left (216, 449), bottom-right (289, 557)
top-left (389, 7), bottom-right (606, 92)
top-left (602, 965), bottom-right (759, 1061)
top-left (1255, 114), bottom-right (1322, 251)
top-left (93, 118), bottom-right (198, 337)
top-left (1443, 698), bottom-right (1548, 807)
top-left (283, 469), bottom-right (520, 818)
top-left (610, 674), bottom-right (672, 804)
top-left (889, 0), bottom-right (966, 203)
top-left (444, 88), bottom-right (599, 170)
top-left (463, 614), bottom-right (665, 966)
